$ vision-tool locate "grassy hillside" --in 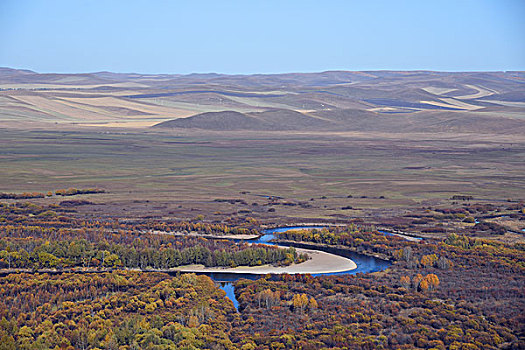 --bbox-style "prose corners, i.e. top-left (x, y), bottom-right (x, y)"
top-left (1, 68), bottom-right (523, 131)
